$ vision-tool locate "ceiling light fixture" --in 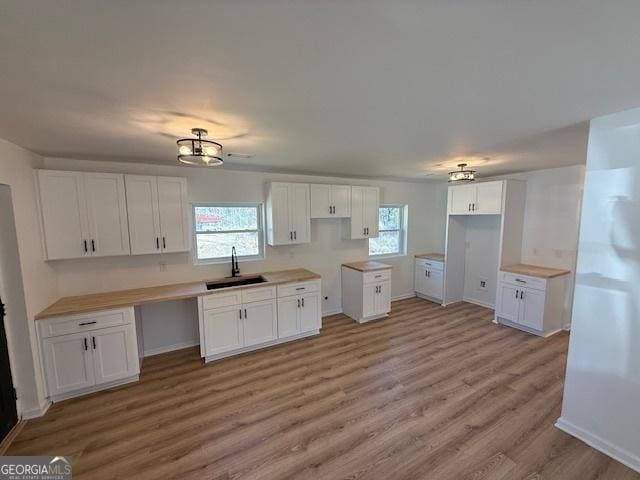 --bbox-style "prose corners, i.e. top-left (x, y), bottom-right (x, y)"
top-left (448, 163), bottom-right (476, 182)
top-left (177, 128), bottom-right (223, 166)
